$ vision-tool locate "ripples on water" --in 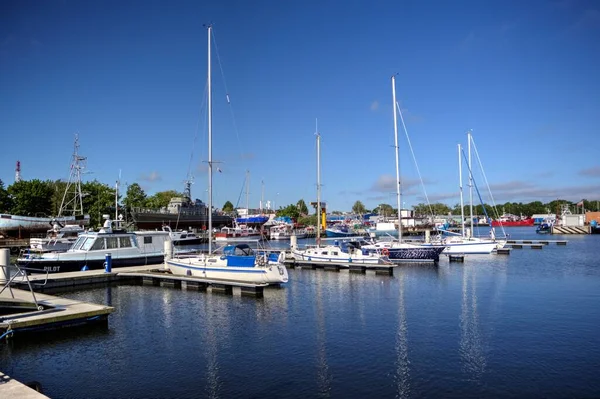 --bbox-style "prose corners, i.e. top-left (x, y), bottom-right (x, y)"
top-left (1, 228), bottom-right (599, 398)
